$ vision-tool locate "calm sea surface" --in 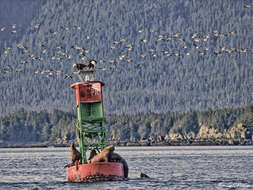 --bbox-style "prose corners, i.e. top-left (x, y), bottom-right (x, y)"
top-left (0, 146), bottom-right (252, 190)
